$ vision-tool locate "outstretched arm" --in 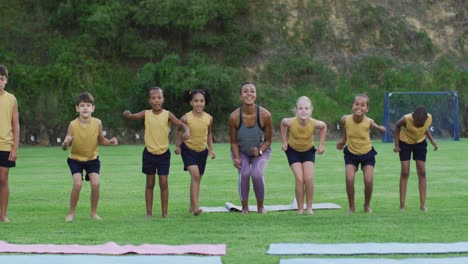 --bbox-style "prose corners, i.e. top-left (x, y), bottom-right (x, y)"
top-left (9, 98), bottom-right (19, 161)
top-left (393, 116), bottom-right (405, 152)
top-left (123, 110), bottom-right (146, 120)
top-left (280, 118), bottom-right (291, 151)
top-left (62, 123), bottom-right (73, 151)
top-left (426, 130), bottom-right (438, 151)
top-left (371, 119), bottom-right (387, 134)
top-left (315, 120), bottom-right (327, 154)
top-left (336, 116), bottom-right (347, 150)
top-left (257, 107), bottom-right (273, 156)
top-left (98, 120), bottom-right (118, 146)
top-left (169, 112), bottom-right (190, 140)
top-left (207, 116), bottom-right (216, 159)
top-left (229, 110), bottom-right (241, 169)
top-left (174, 114), bottom-right (187, 155)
